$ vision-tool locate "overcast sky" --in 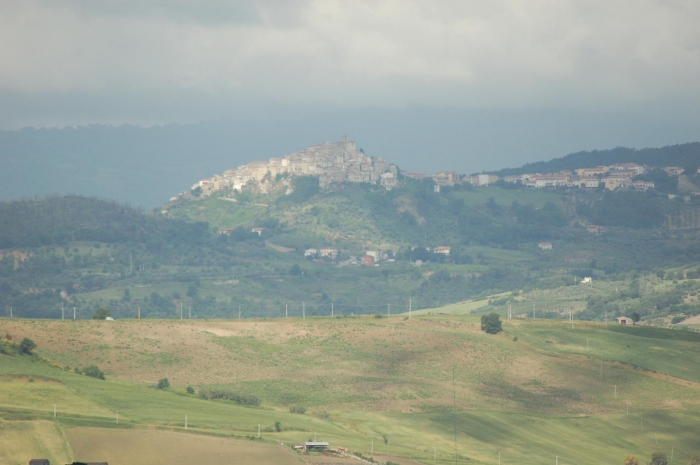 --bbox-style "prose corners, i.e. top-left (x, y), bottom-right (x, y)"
top-left (1, 0), bottom-right (699, 171)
